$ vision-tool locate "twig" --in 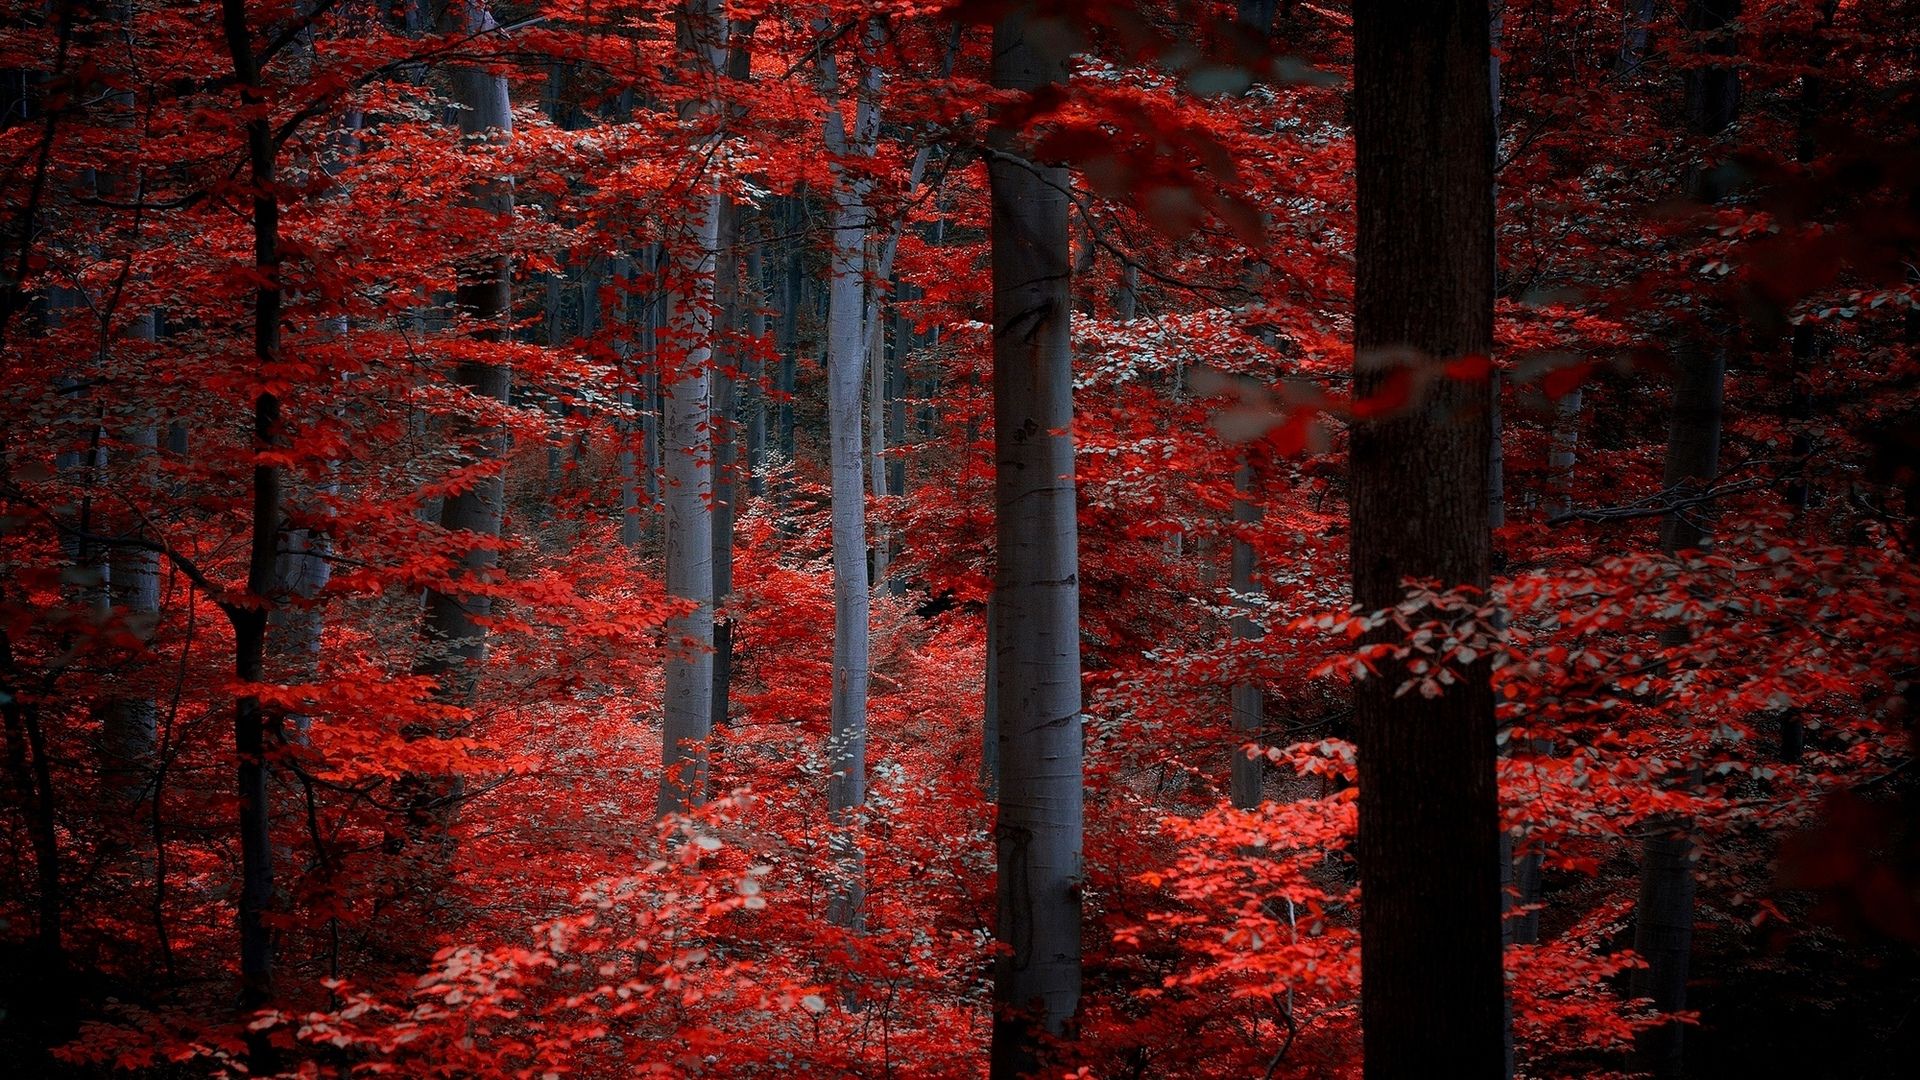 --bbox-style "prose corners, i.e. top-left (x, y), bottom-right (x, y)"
top-left (1546, 477), bottom-right (1768, 526)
